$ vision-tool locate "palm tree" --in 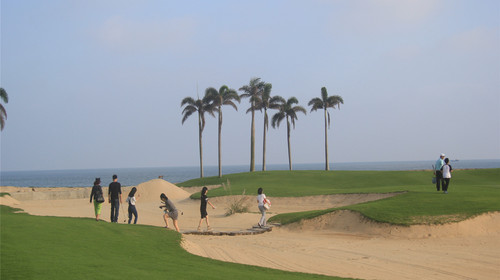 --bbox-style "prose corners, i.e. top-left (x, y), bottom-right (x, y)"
top-left (239, 77), bottom-right (265, 172)
top-left (205, 85), bottom-right (240, 177)
top-left (0, 87), bottom-right (8, 131)
top-left (181, 94), bottom-right (214, 178)
top-left (271, 96), bottom-right (307, 171)
top-left (255, 83), bottom-right (280, 171)
top-left (308, 87), bottom-right (344, 171)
